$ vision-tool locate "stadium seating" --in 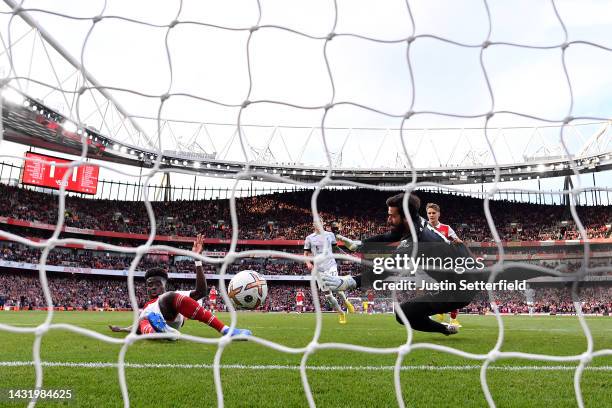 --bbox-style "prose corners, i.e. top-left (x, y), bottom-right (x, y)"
top-left (1, 184), bottom-right (610, 241)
